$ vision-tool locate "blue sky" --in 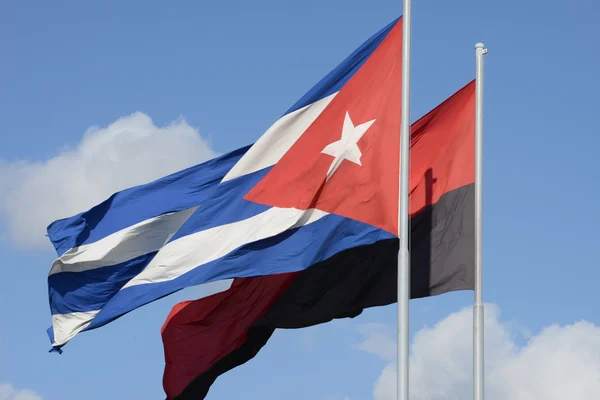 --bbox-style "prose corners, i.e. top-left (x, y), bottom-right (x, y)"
top-left (1, 1), bottom-right (600, 399)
